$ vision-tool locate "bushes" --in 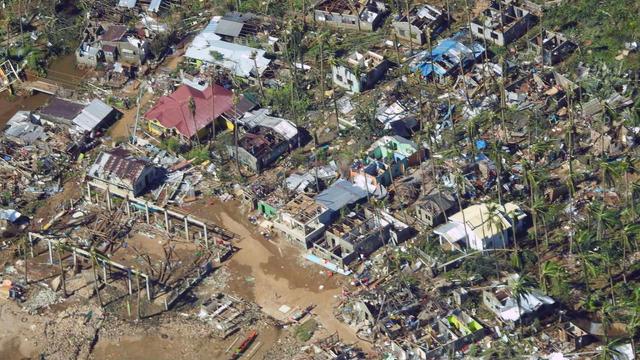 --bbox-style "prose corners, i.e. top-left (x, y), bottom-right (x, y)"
top-left (184, 146), bottom-right (211, 165)
top-left (294, 319), bottom-right (318, 342)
